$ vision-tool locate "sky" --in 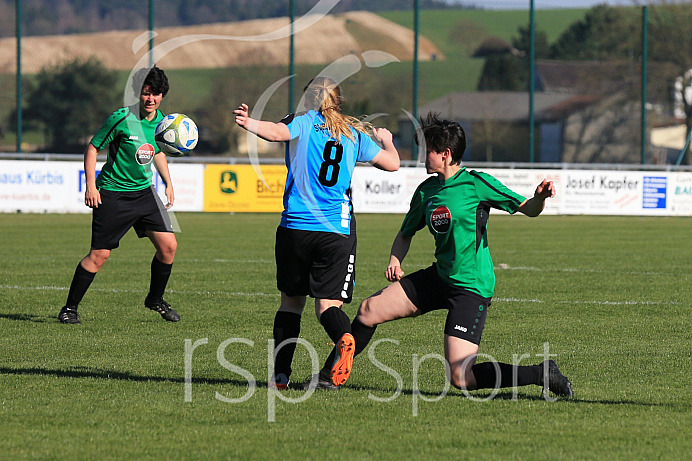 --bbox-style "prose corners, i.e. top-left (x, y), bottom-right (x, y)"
top-left (444, 1), bottom-right (642, 9)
